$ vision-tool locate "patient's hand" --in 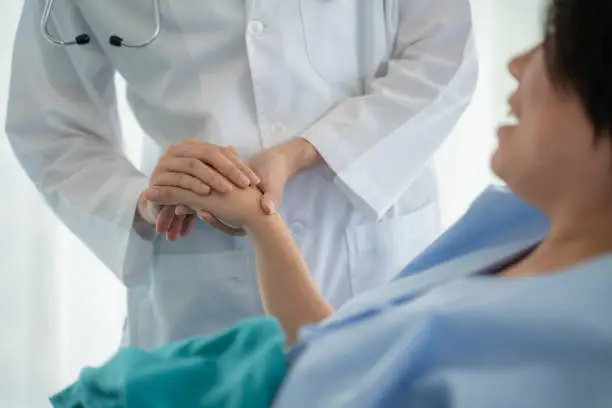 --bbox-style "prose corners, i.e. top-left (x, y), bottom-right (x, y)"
top-left (143, 184), bottom-right (271, 225)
